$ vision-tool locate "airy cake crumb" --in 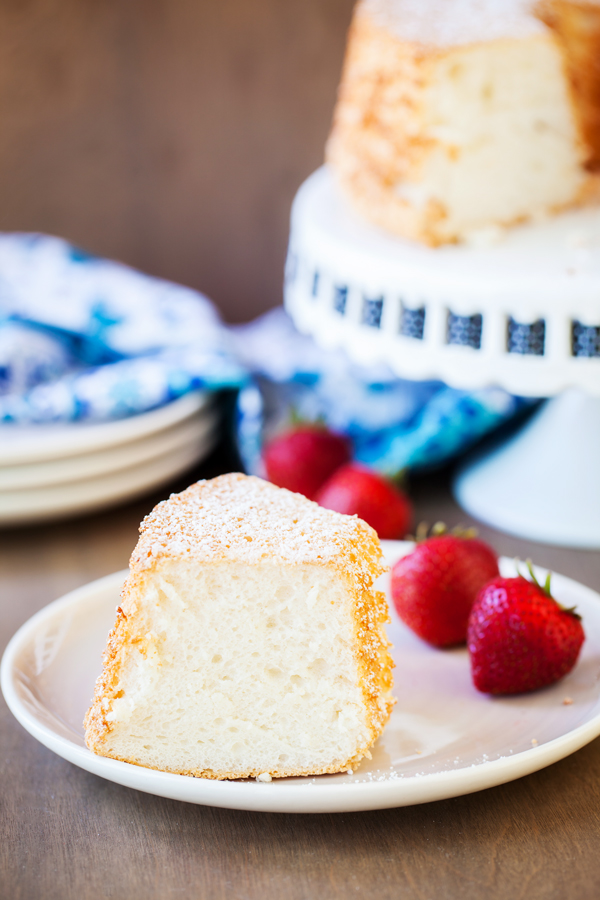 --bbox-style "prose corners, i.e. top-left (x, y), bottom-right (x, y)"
top-left (84, 474), bottom-right (395, 781)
